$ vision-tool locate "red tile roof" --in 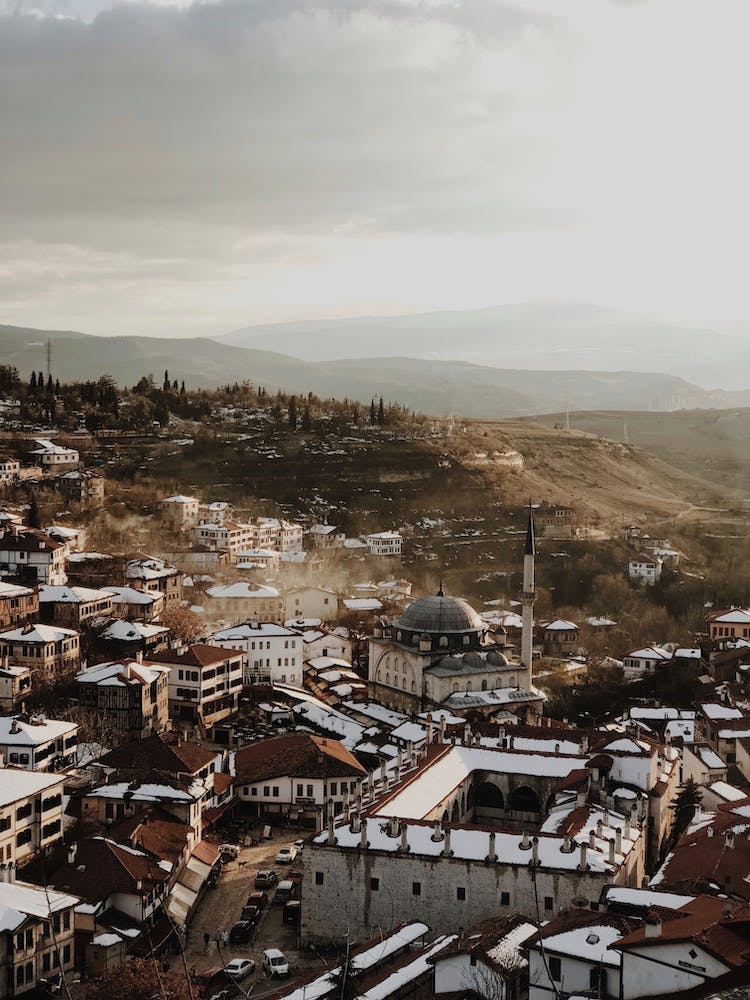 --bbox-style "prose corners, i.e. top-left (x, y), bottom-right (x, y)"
top-left (100, 732), bottom-right (217, 776)
top-left (235, 733), bottom-right (365, 784)
top-left (146, 643), bottom-right (240, 669)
